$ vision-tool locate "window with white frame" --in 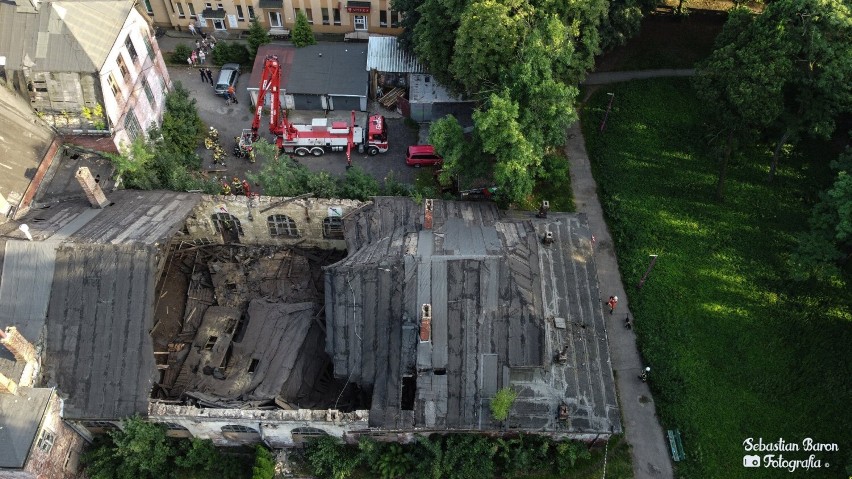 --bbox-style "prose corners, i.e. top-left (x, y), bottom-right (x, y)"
top-left (305, 8), bottom-right (313, 24)
top-left (108, 73), bottom-right (122, 101)
top-left (176, 1), bottom-right (185, 17)
top-left (248, 5), bottom-right (255, 19)
top-left (188, 2), bottom-right (196, 16)
top-left (322, 8), bottom-right (329, 24)
top-left (268, 11), bottom-right (282, 27)
top-left (36, 429), bottom-right (56, 453)
top-left (236, 4), bottom-right (244, 19)
top-left (116, 55), bottom-right (130, 79)
top-left (217, 2), bottom-right (223, 9)
top-left (143, 0), bottom-right (153, 14)
top-left (124, 112), bottom-right (142, 140)
top-left (354, 15), bottom-right (367, 30)
top-left (380, 10), bottom-right (386, 26)
top-left (332, 7), bottom-right (340, 24)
